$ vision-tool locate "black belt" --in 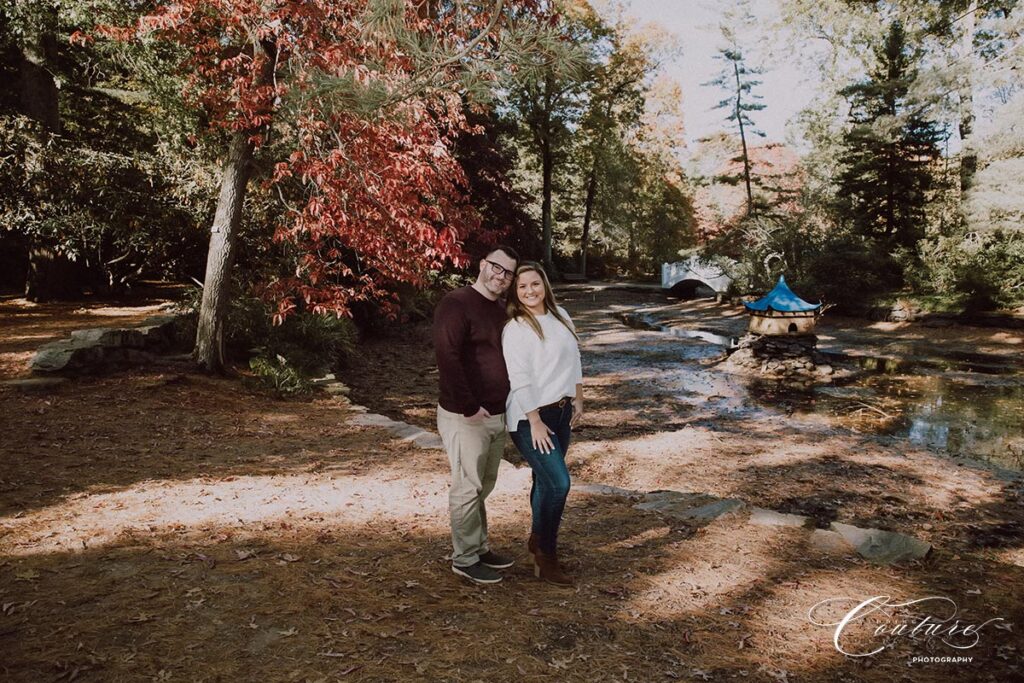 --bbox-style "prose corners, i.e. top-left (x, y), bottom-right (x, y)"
top-left (539, 396), bottom-right (573, 411)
